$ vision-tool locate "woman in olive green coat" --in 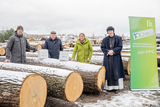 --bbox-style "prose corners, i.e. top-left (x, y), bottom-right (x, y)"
top-left (72, 33), bottom-right (93, 63)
